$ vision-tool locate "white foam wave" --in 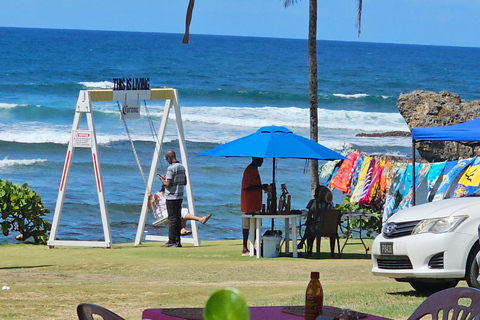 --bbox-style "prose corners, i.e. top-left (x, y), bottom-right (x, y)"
top-left (181, 106), bottom-right (311, 129)
top-left (90, 104), bottom-right (407, 134)
top-left (79, 81), bottom-right (114, 89)
top-left (318, 109), bottom-right (408, 132)
top-left (333, 93), bottom-right (369, 99)
top-left (178, 106), bottom-right (408, 133)
top-left (0, 122), bottom-right (175, 145)
top-left (0, 103), bottom-right (26, 109)
top-left (0, 105), bottom-right (409, 152)
top-left (0, 158), bottom-right (47, 168)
